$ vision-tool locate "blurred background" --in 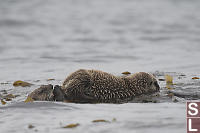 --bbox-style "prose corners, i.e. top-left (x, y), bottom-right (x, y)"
top-left (0, 0), bottom-right (200, 81)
